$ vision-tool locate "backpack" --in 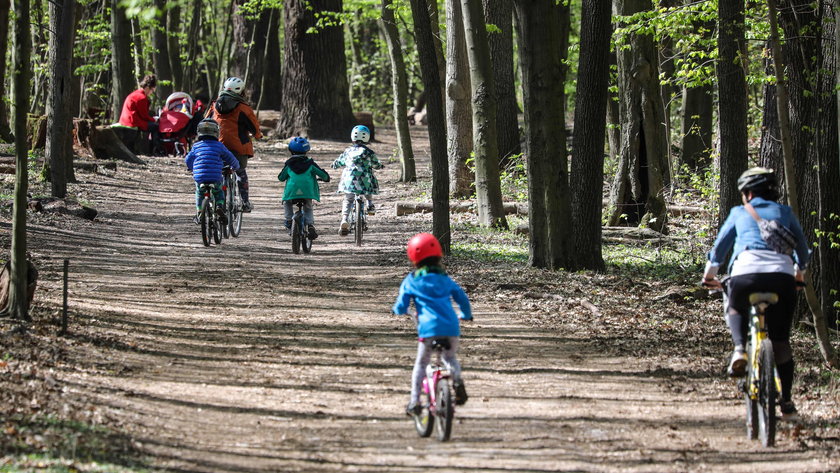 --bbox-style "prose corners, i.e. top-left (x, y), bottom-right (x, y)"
top-left (744, 203), bottom-right (797, 255)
